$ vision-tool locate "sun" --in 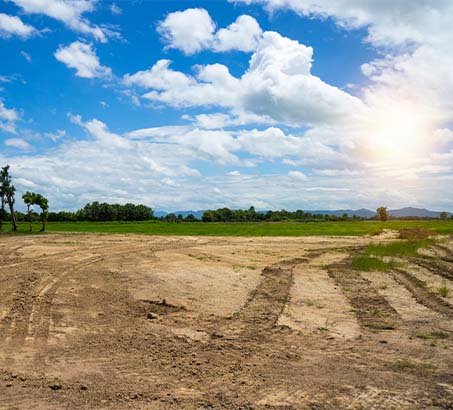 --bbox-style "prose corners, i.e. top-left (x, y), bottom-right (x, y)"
top-left (365, 100), bottom-right (435, 161)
